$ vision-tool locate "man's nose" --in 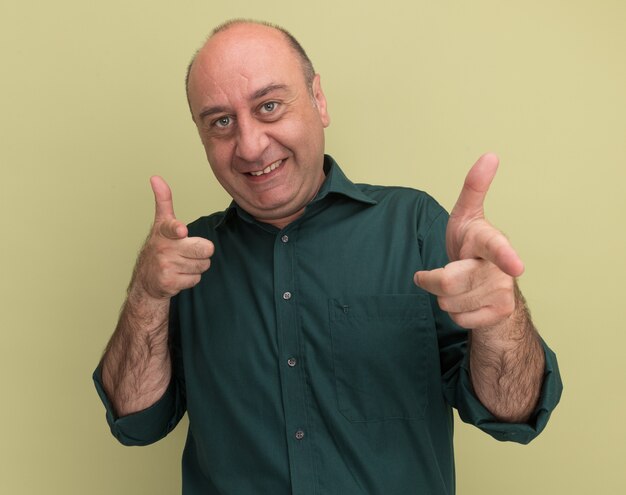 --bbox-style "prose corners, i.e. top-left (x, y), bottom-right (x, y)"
top-left (235, 118), bottom-right (270, 162)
